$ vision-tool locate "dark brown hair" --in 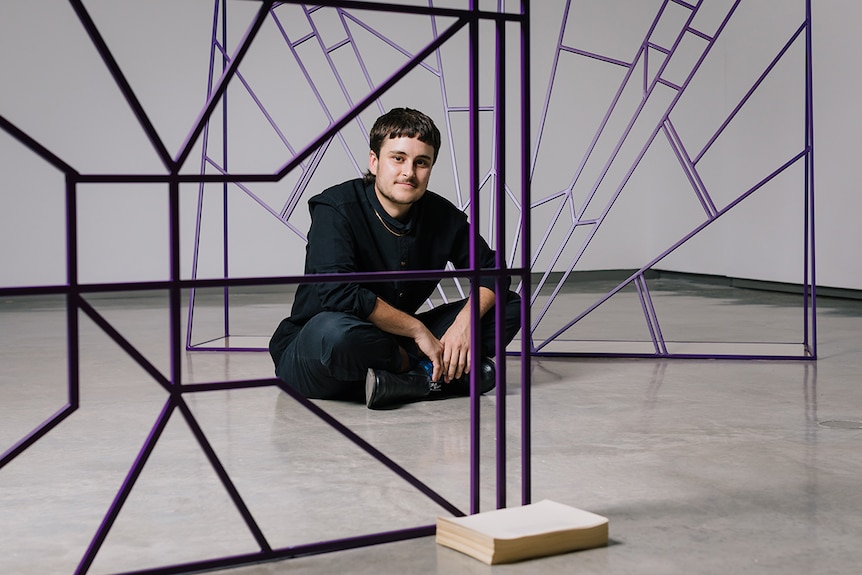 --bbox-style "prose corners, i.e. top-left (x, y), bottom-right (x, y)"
top-left (364, 108), bottom-right (441, 184)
